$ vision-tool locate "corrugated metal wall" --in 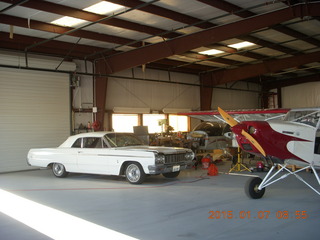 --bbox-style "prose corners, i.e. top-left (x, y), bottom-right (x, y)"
top-left (211, 82), bottom-right (260, 110)
top-left (106, 69), bottom-right (200, 112)
top-left (282, 82), bottom-right (320, 108)
top-left (0, 67), bottom-right (71, 172)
